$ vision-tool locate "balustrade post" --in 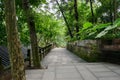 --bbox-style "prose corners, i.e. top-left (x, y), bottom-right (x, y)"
top-left (27, 49), bottom-right (31, 67)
